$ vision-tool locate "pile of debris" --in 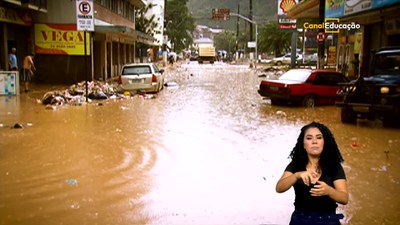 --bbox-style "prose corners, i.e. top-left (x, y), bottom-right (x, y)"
top-left (256, 66), bottom-right (287, 80)
top-left (40, 81), bottom-right (128, 107)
